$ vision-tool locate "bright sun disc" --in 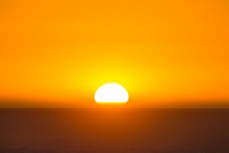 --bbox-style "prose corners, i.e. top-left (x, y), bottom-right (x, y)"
top-left (94, 83), bottom-right (129, 104)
